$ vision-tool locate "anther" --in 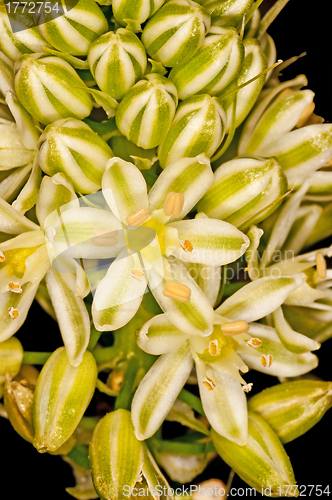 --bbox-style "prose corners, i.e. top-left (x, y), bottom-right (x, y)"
top-left (130, 268), bottom-right (145, 281)
top-left (8, 307), bottom-right (19, 319)
top-left (163, 192), bottom-right (185, 218)
top-left (243, 382), bottom-right (253, 393)
top-left (209, 340), bottom-right (218, 356)
top-left (180, 239), bottom-right (194, 252)
top-left (296, 102), bottom-right (315, 128)
top-left (0, 249), bottom-right (5, 262)
top-left (221, 320), bottom-right (249, 335)
top-left (162, 281), bottom-right (191, 302)
top-left (202, 376), bottom-right (215, 391)
top-left (247, 338), bottom-right (262, 348)
top-left (126, 208), bottom-right (149, 226)
top-left (260, 354), bottom-right (273, 368)
top-left (316, 252), bottom-right (327, 279)
top-left (108, 370), bottom-right (125, 392)
top-left (8, 282), bottom-right (22, 294)
top-left (92, 227), bottom-right (118, 247)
